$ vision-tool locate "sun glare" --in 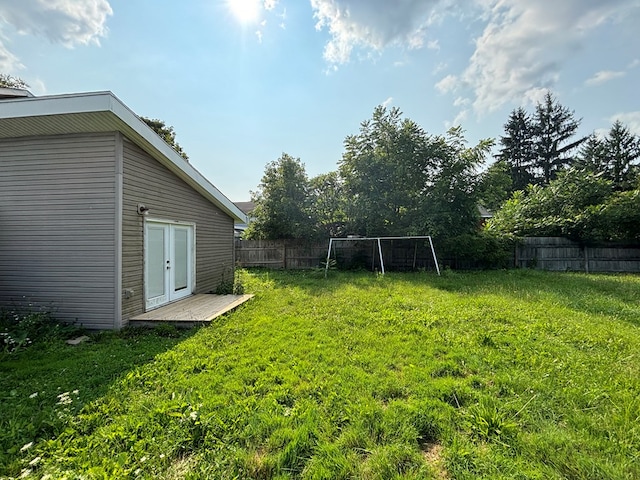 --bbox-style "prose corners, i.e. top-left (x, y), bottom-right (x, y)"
top-left (227, 0), bottom-right (261, 24)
